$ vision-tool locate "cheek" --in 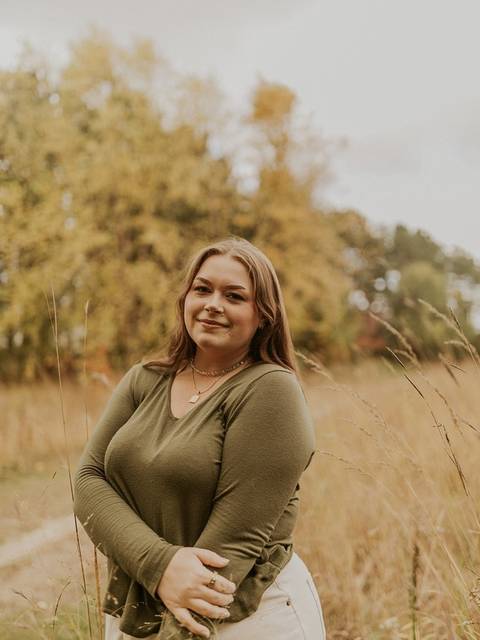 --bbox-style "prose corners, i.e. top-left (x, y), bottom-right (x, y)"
top-left (183, 297), bottom-right (196, 322)
top-left (184, 294), bottom-right (197, 311)
top-left (239, 309), bottom-right (258, 329)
